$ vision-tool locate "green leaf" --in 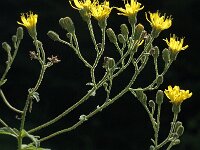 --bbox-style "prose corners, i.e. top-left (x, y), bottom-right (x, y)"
top-left (0, 127), bottom-right (17, 138)
top-left (21, 129), bottom-right (40, 148)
